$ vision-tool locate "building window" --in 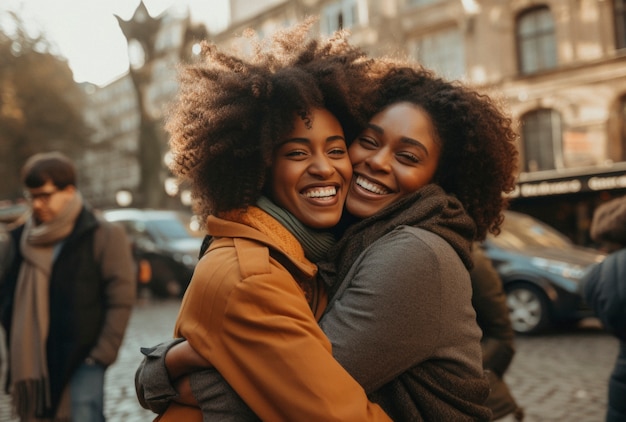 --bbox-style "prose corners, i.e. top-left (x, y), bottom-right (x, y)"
top-left (517, 6), bottom-right (557, 74)
top-left (412, 27), bottom-right (465, 80)
top-left (407, 0), bottom-right (440, 6)
top-left (616, 0), bottom-right (626, 49)
top-left (521, 109), bottom-right (563, 172)
top-left (321, 0), bottom-right (359, 34)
